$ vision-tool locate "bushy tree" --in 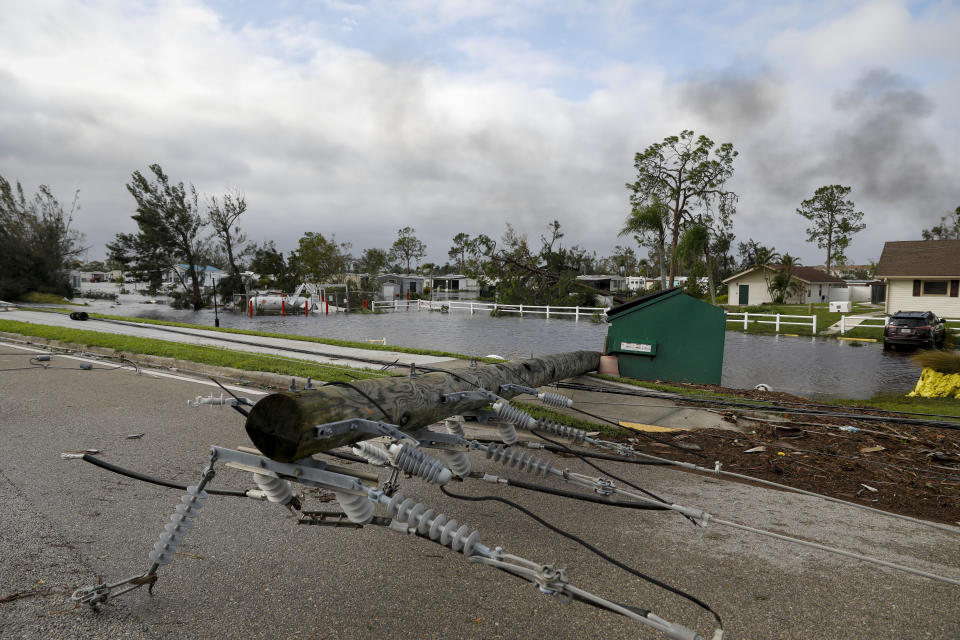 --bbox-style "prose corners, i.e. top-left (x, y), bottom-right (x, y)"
top-left (619, 195), bottom-right (669, 289)
top-left (208, 190), bottom-right (249, 297)
top-left (108, 165), bottom-right (208, 308)
top-left (390, 226), bottom-right (426, 273)
top-left (921, 206), bottom-right (960, 240)
top-left (293, 232), bottom-right (350, 284)
top-left (627, 130), bottom-right (738, 287)
top-left (796, 185), bottom-right (865, 275)
top-left (0, 176), bottom-right (86, 300)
